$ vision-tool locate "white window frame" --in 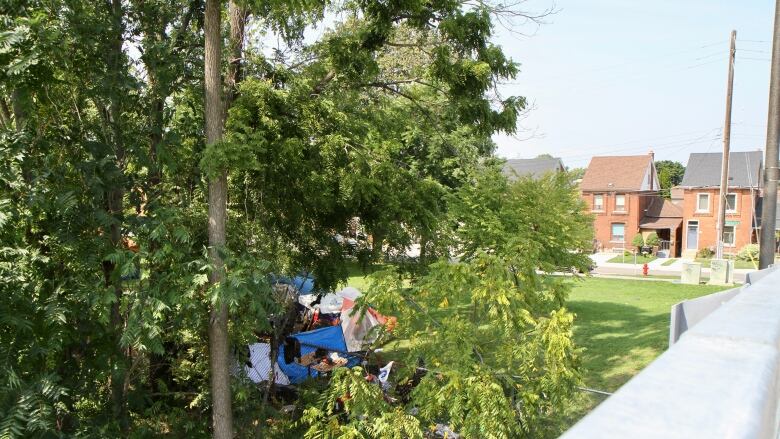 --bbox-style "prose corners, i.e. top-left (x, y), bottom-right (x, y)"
top-left (611, 223), bottom-right (626, 243)
top-left (592, 194), bottom-right (604, 212)
top-left (696, 193), bottom-right (710, 213)
top-left (614, 194), bottom-right (626, 212)
top-left (723, 224), bottom-right (736, 247)
top-left (725, 193), bottom-right (738, 214)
